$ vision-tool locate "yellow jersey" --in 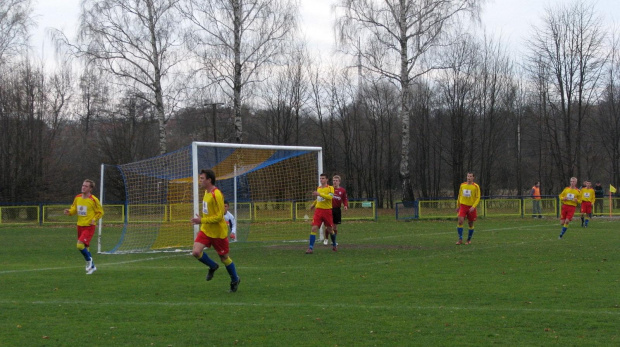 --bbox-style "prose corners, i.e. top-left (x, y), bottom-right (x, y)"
top-left (67, 194), bottom-right (104, 226)
top-left (313, 185), bottom-right (334, 210)
top-left (559, 187), bottom-right (581, 207)
top-left (458, 182), bottom-right (481, 208)
top-left (199, 188), bottom-right (228, 239)
top-left (580, 188), bottom-right (595, 203)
